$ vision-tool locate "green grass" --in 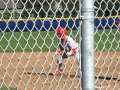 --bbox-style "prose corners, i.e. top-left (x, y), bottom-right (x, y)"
top-left (0, 85), bottom-right (17, 90)
top-left (0, 31), bottom-right (59, 52)
top-left (95, 29), bottom-right (120, 51)
top-left (0, 30), bottom-right (79, 52)
top-left (0, 29), bottom-right (120, 52)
